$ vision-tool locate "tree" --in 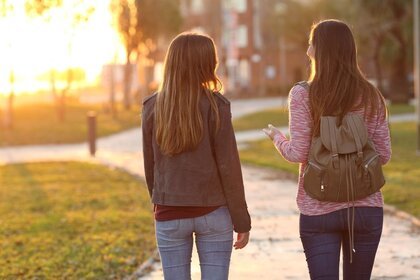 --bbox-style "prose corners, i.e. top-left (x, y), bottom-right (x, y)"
top-left (264, 0), bottom-right (413, 103)
top-left (387, 0), bottom-right (412, 103)
top-left (1, 0), bottom-right (15, 129)
top-left (112, 0), bottom-right (182, 110)
top-left (25, 0), bottom-right (94, 121)
top-left (353, 0), bottom-right (412, 103)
